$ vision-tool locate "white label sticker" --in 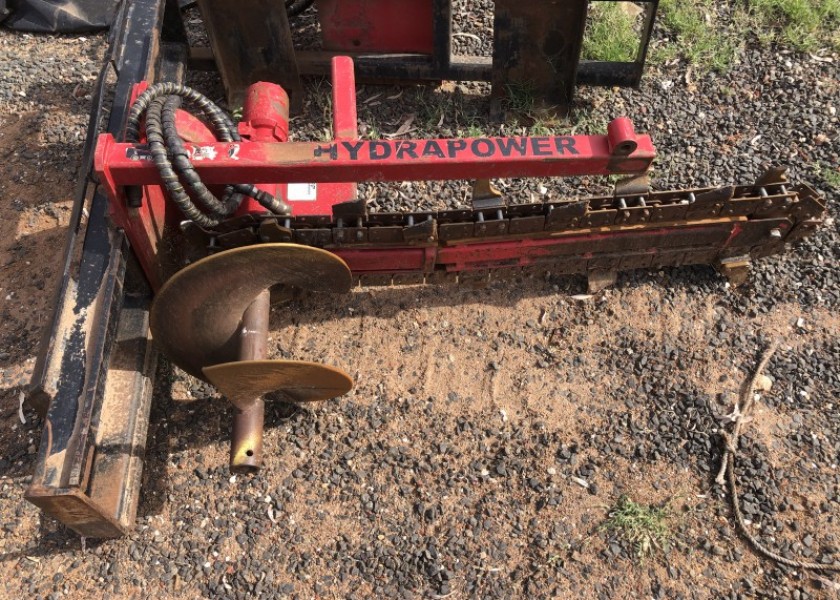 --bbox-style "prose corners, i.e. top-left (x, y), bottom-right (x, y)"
top-left (287, 183), bottom-right (317, 201)
top-left (190, 145), bottom-right (218, 160)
